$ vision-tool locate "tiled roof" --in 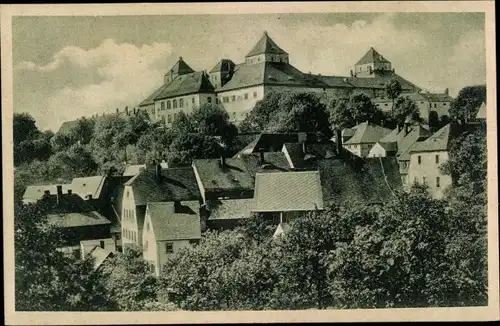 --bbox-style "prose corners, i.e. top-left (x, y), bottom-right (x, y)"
top-left (235, 132), bottom-right (317, 156)
top-left (44, 193), bottom-right (111, 228)
top-left (123, 164), bottom-right (146, 177)
top-left (344, 122), bottom-right (392, 145)
top-left (71, 176), bottom-right (106, 199)
top-left (193, 152), bottom-right (291, 194)
top-left (139, 83), bottom-right (169, 107)
top-left (419, 92), bottom-right (453, 102)
top-left (355, 47), bottom-right (391, 65)
top-left (154, 71), bottom-right (215, 100)
top-left (376, 124), bottom-right (431, 159)
top-left (246, 31), bottom-right (288, 57)
top-left (346, 71), bottom-right (420, 91)
top-left (147, 201), bottom-right (201, 241)
top-left (476, 102), bottom-right (486, 120)
top-left (23, 184), bottom-right (72, 202)
top-left (410, 122), bottom-right (465, 153)
top-left (318, 157), bottom-right (402, 205)
top-left (253, 171), bottom-right (324, 212)
top-left (283, 141), bottom-right (339, 169)
top-left (88, 246), bottom-right (114, 271)
top-left (205, 198), bottom-right (255, 220)
top-left (218, 62), bottom-right (328, 92)
top-left (125, 167), bottom-right (201, 206)
top-left (166, 57), bottom-right (195, 76)
top-left (210, 59), bottom-right (236, 73)
top-left (315, 75), bottom-right (353, 88)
